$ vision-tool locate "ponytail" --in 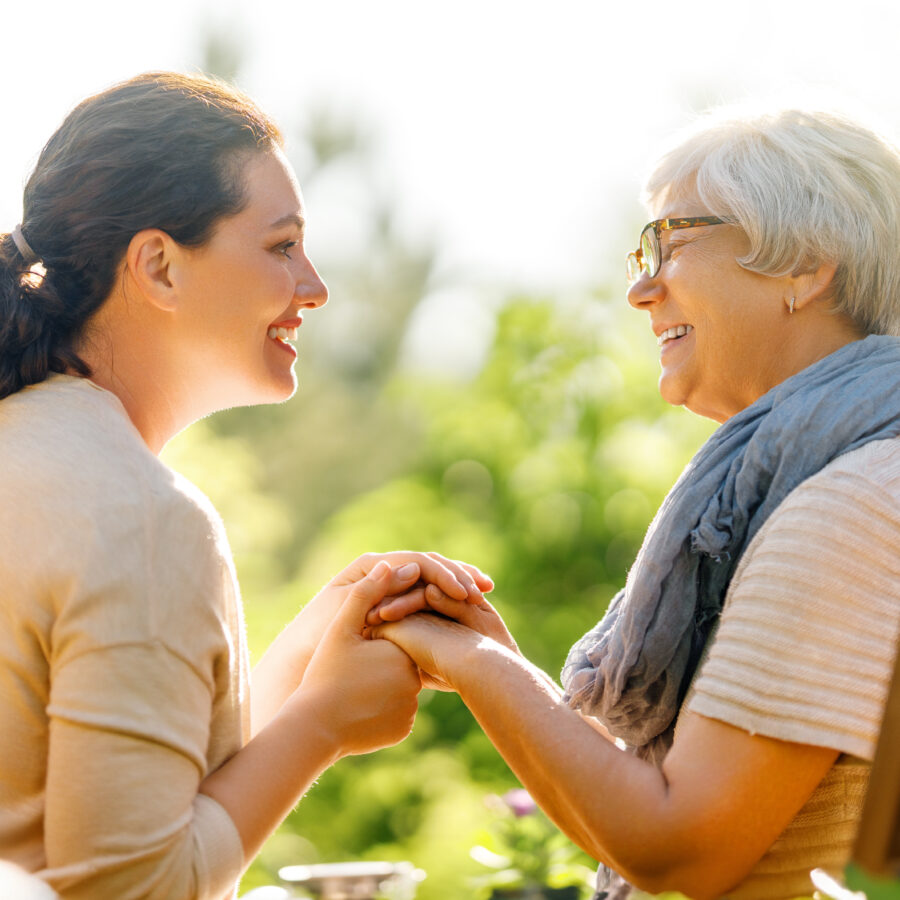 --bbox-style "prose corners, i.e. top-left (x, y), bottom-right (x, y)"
top-left (0, 232), bottom-right (90, 400)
